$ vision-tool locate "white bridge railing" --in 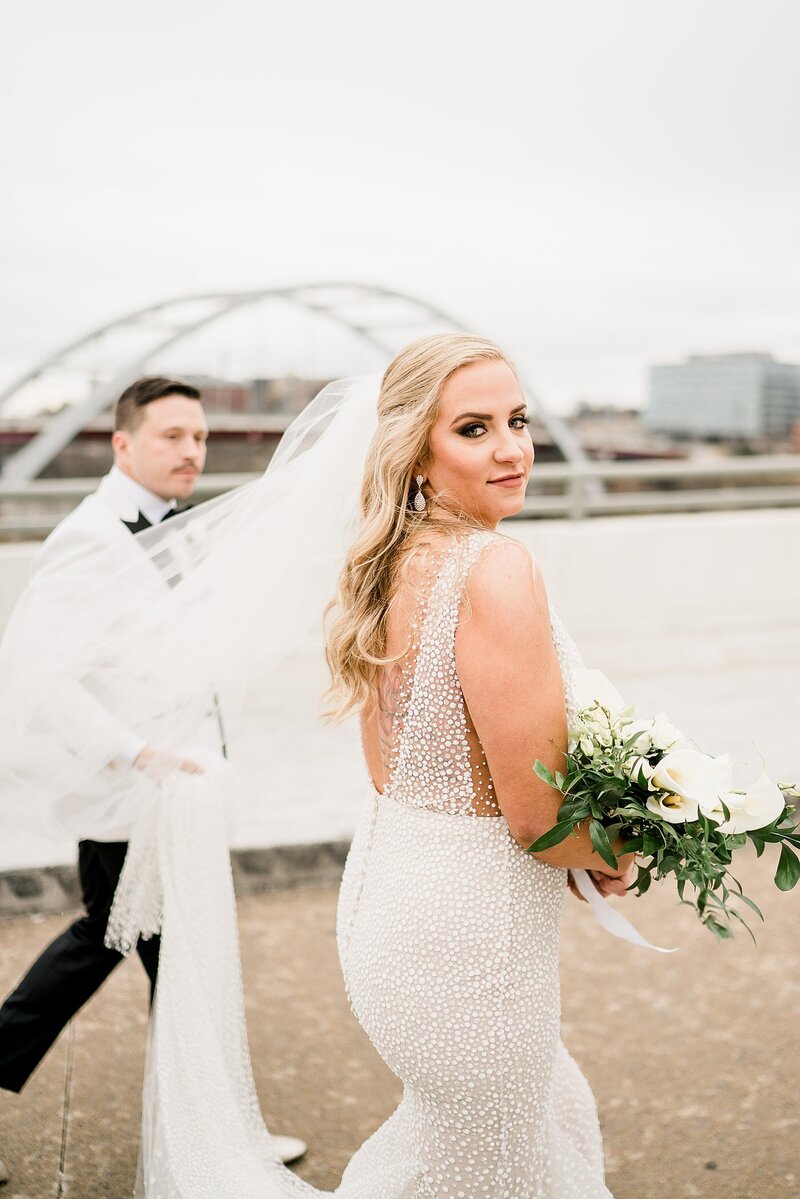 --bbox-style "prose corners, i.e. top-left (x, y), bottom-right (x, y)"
top-left (0, 454), bottom-right (798, 537)
top-left (520, 453), bottom-right (800, 519)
